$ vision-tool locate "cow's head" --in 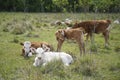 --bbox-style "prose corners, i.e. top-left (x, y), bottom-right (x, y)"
top-left (33, 56), bottom-right (42, 67)
top-left (73, 22), bottom-right (79, 28)
top-left (33, 47), bottom-right (50, 67)
top-left (20, 41), bottom-right (32, 57)
top-left (36, 48), bottom-right (44, 54)
top-left (55, 29), bottom-right (65, 41)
